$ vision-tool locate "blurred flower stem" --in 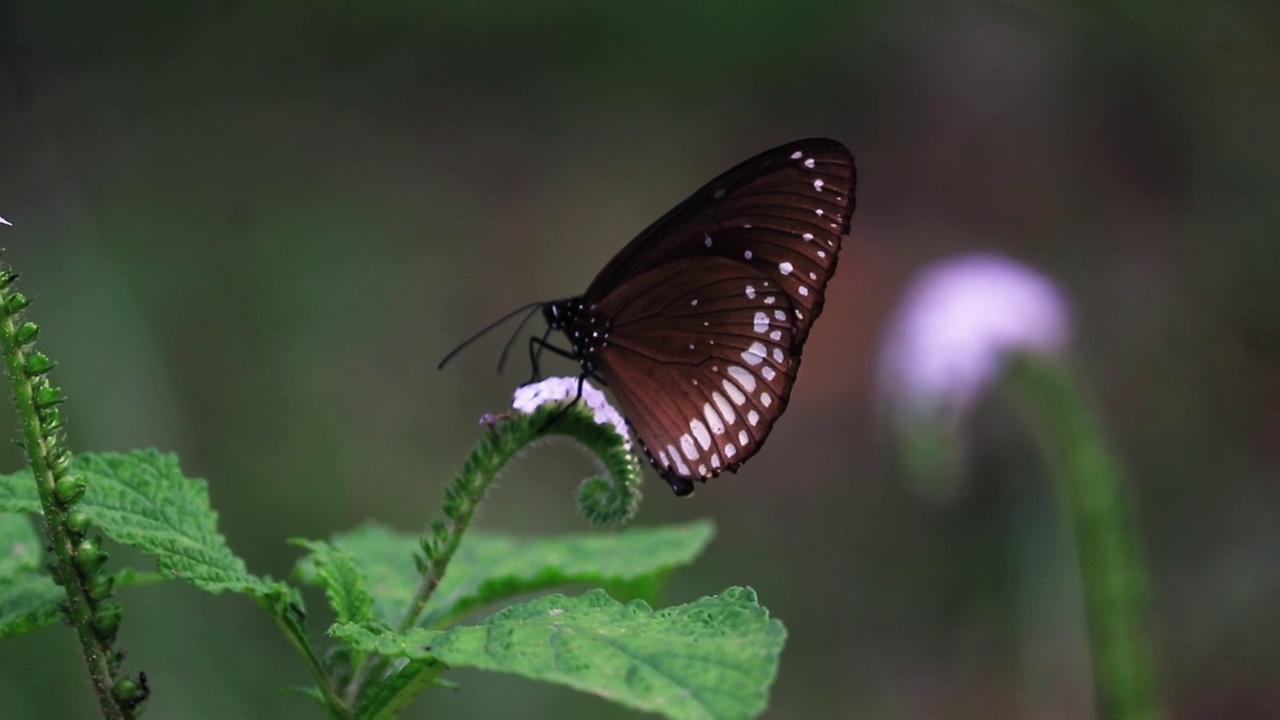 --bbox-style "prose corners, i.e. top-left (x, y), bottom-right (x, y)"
top-left (1002, 353), bottom-right (1165, 720)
